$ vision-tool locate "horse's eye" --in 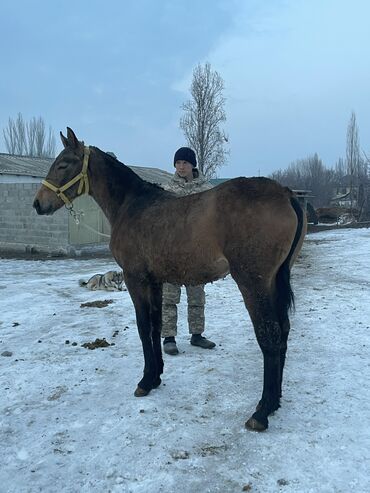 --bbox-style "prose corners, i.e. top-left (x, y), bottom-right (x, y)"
top-left (57, 163), bottom-right (68, 170)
